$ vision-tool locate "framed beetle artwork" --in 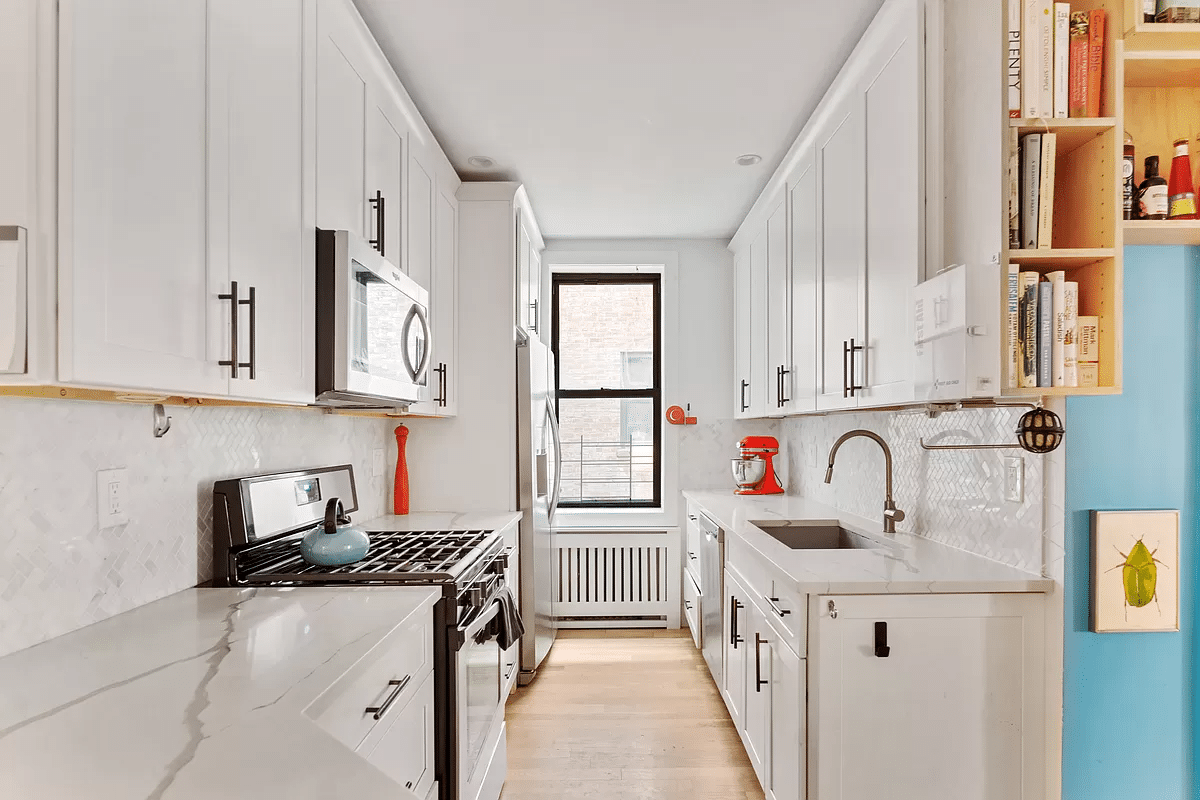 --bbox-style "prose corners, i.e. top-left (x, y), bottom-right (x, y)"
top-left (1090, 510), bottom-right (1180, 633)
